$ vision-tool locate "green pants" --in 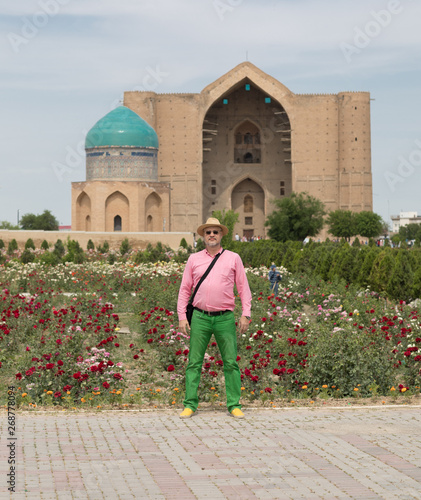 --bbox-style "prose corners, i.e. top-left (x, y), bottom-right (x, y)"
top-left (183, 309), bottom-right (242, 412)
